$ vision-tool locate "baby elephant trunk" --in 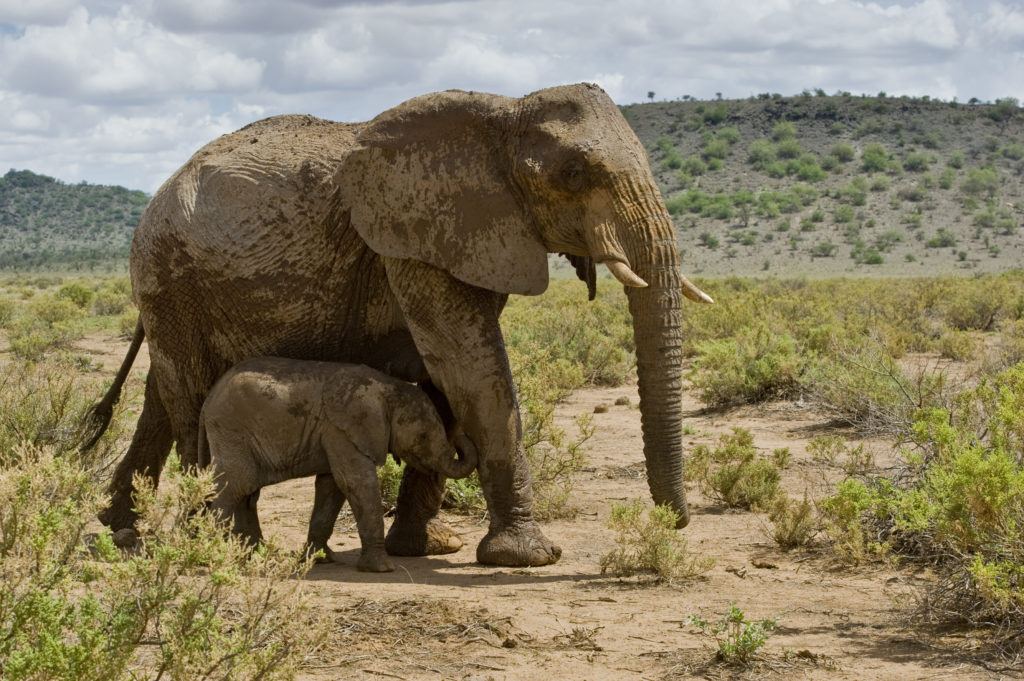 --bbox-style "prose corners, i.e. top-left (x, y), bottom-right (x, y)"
top-left (441, 427), bottom-right (478, 479)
